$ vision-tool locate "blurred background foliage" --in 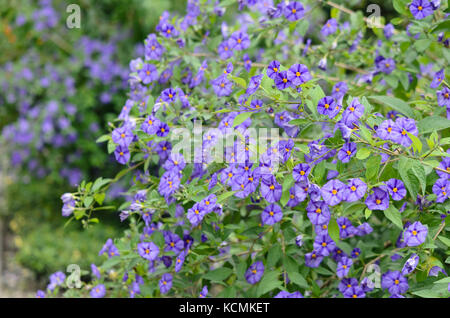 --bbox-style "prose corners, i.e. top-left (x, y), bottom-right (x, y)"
top-left (0, 0), bottom-right (185, 282)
